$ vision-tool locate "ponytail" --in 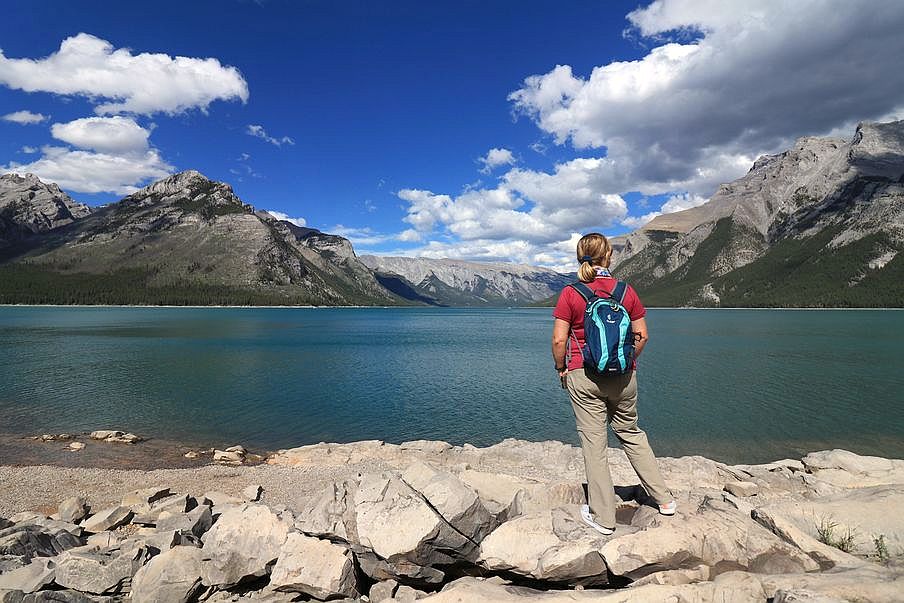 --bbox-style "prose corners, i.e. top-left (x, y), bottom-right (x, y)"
top-left (575, 233), bottom-right (612, 283)
top-left (578, 260), bottom-right (597, 283)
